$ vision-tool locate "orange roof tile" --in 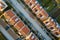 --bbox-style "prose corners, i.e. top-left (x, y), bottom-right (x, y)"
top-left (52, 29), bottom-right (60, 37)
top-left (4, 10), bottom-right (15, 20)
top-left (19, 26), bottom-right (30, 36)
top-left (14, 21), bottom-right (24, 30)
top-left (6, 10), bottom-right (15, 17)
top-left (40, 9), bottom-right (48, 17)
top-left (9, 16), bottom-right (20, 25)
top-left (24, 0), bottom-right (30, 4)
top-left (32, 4), bottom-right (41, 14)
top-left (36, 9), bottom-right (48, 21)
top-left (47, 26), bottom-right (57, 31)
top-left (43, 17), bottom-right (56, 27)
top-left (24, 0), bottom-right (39, 12)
